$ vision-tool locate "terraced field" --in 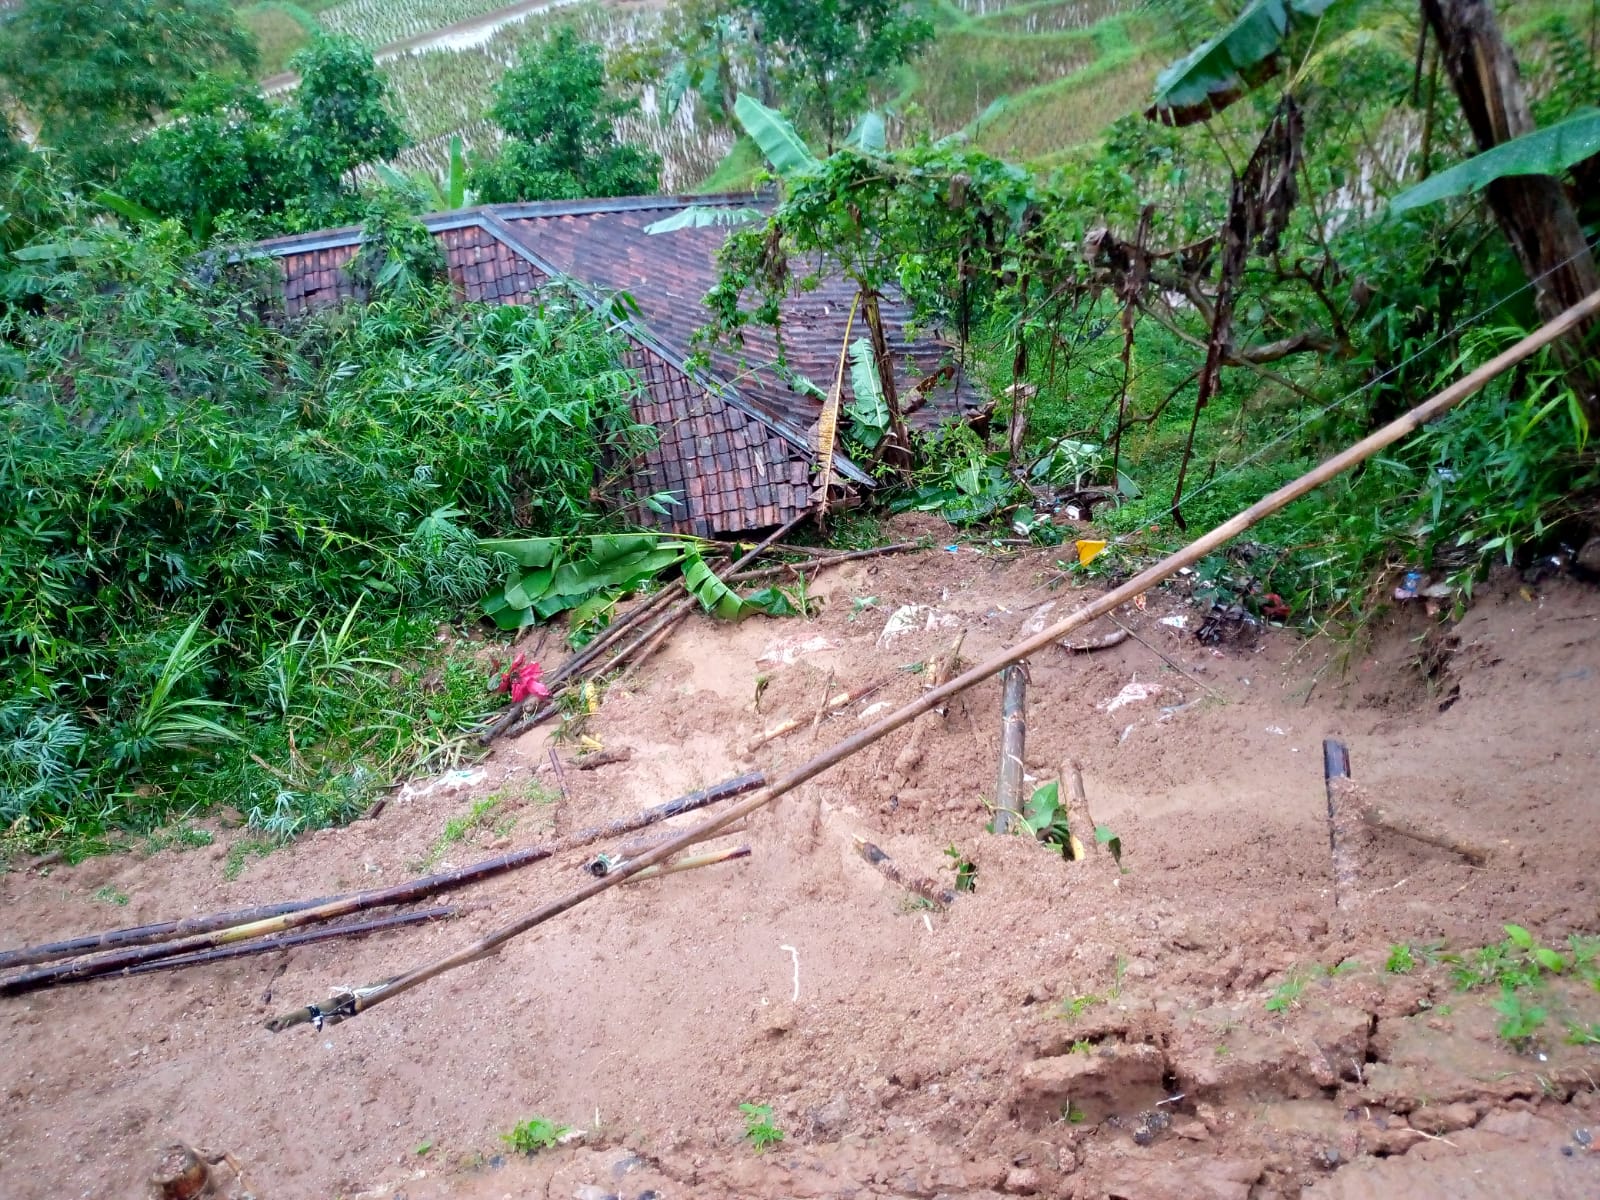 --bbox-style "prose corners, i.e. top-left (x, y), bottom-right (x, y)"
top-left (236, 0), bottom-right (1170, 193)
